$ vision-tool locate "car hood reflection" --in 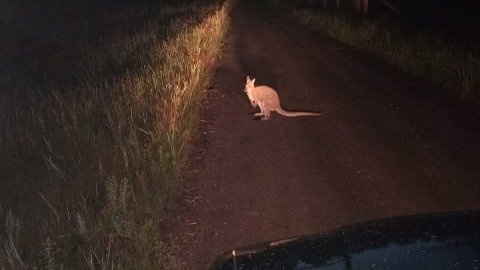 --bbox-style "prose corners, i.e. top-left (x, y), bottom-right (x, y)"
top-left (210, 211), bottom-right (480, 270)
